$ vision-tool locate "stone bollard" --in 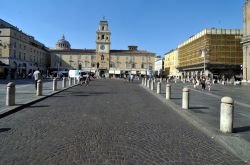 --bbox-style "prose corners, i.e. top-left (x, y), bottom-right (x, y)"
top-left (182, 87), bottom-right (189, 109)
top-left (144, 78), bottom-right (147, 86)
top-left (53, 78), bottom-right (57, 91)
top-left (37, 80), bottom-right (42, 96)
top-left (160, 78), bottom-right (162, 83)
top-left (147, 80), bottom-right (150, 88)
top-left (220, 97), bottom-right (234, 133)
top-left (157, 82), bottom-right (161, 94)
top-left (151, 80), bottom-right (154, 90)
top-left (74, 77), bottom-right (77, 85)
top-left (142, 78), bottom-right (144, 85)
top-left (69, 77), bottom-right (72, 86)
top-left (62, 77), bottom-right (66, 88)
top-left (166, 84), bottom-right (171, 100)
top-left (6, 82), bottom-right (15, 106)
